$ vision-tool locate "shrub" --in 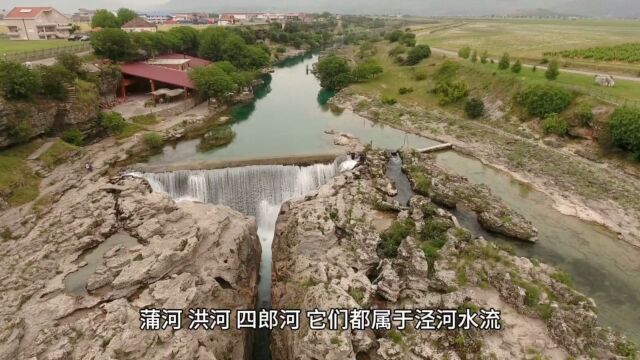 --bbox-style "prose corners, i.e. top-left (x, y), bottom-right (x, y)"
top-left (541, 114), bottom-right (569, 136)
top-left (470, 50), bottom-right (478, 63)
top-left (575, 104), bottom-right (594, 126)
top-left (142, 132), bottom-right (164, 150)
top-left (398, 87), bottom-right (414, 95)
top-left (56, 52), bottom-right (84, 76)
top-left (498, 53), bottom-right (510, 70)
top-left (480, 50), bottom-right (489, 64)
top-left (388, 45), bottom-right (406, 57)
top-left (379, 219), bottom-right (415, 258)
top-left (608, 106), bottom-right (640, 157)
top-left (0, 61), bottom-right (41, 100)
top-left (532, 65), bottom-right (537, 72)
top-left (197, 125), bottom-right (235, 151)
top-left (413, 71), bottom-right (427, 81)
top-left (38, 65), bottom-right (74, 101)
top-left (351, 59), bottom-right (383, 82)
top-left (98, 111), bottom-right (127, 135)
top-left (516, 85), bottom-right (572, 118)
top-left (434, 80), bottom-right (468, 105)
top-left (276, 46), bottom-right (286, 53)
top-left (511, 59), bottom-right (522, 73)
top-left (405, 45), bottom-right (431, 66)
top-left (458, 46), bottom-right (471, 59)
top-left (545, 59), bottom-right (560, 80)
top-left (464, 98), bottom-right (485, 118)
top-left (381, 95), bottom-right (397, 105)
top-left (62, 128), bottom-right (85, 146)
